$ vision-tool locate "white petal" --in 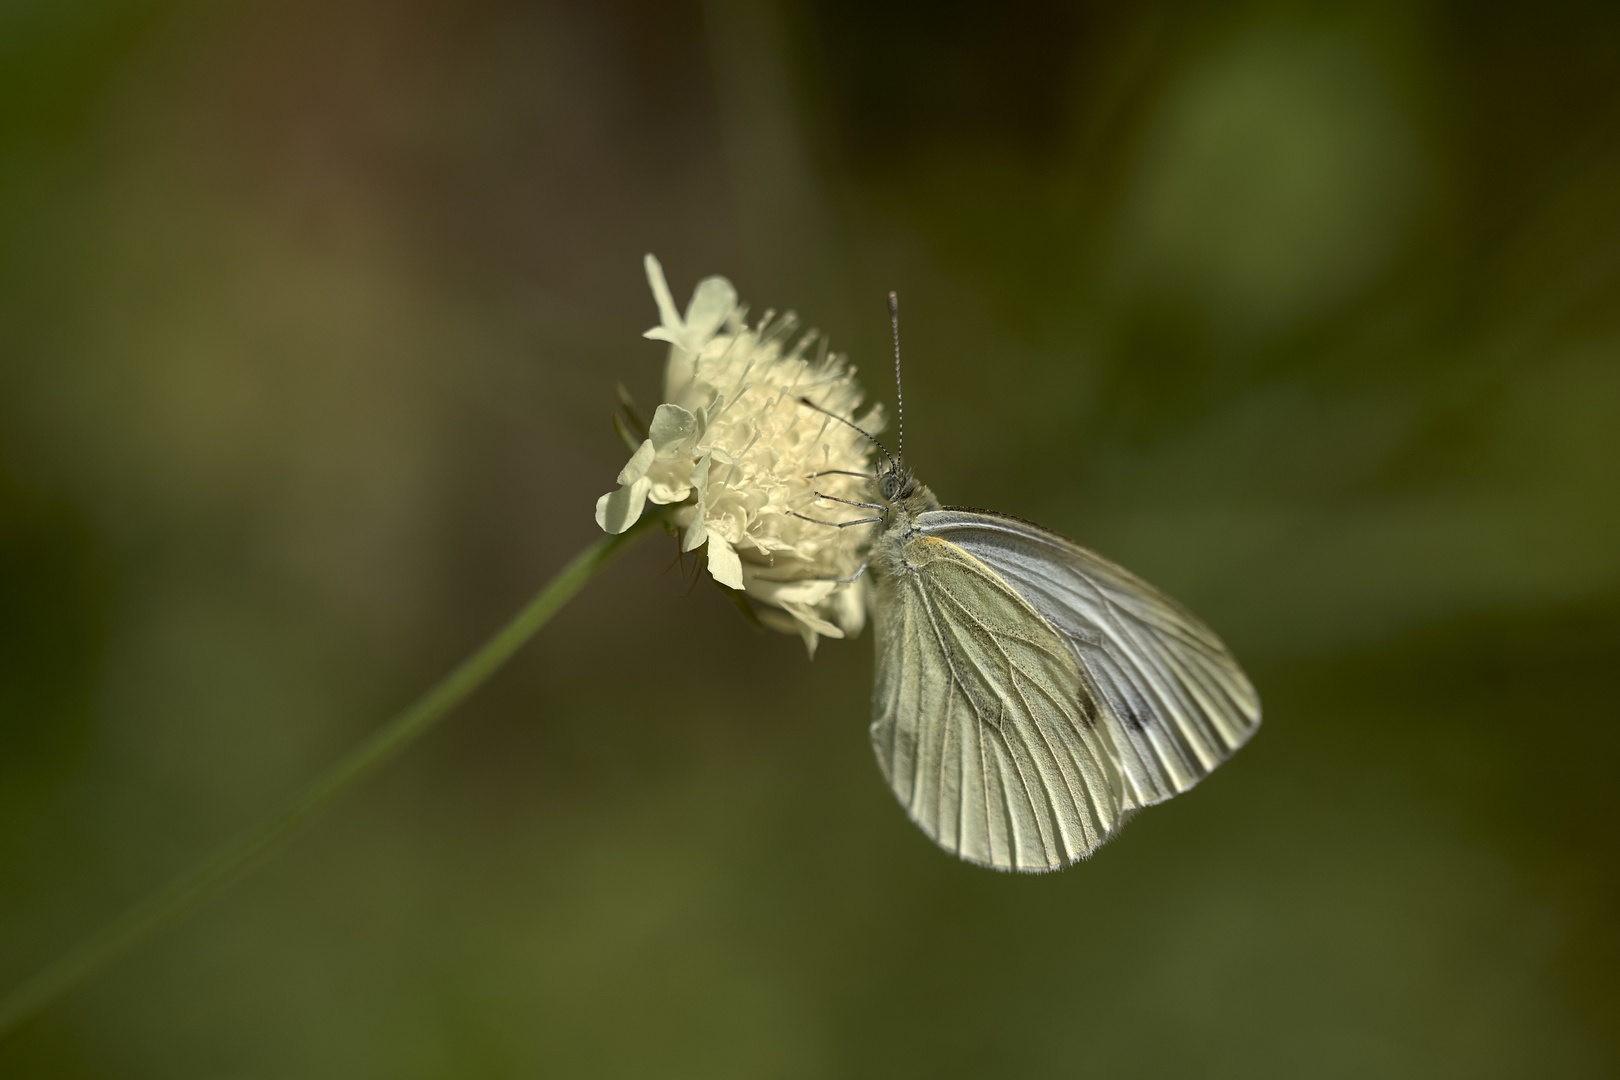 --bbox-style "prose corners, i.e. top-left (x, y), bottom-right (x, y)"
top-left (594, 476), bottom-right (651, 534)
top-left (682, 515), bottom-right (707, 552)
top-left (616, 439), bottom-right (655, 486)
top-left (682, 452), bottom-right (712, 552)
top-left (832, 580), bottom-right (867, 638)
top-left (695, 392), bottom-right (720, 432)
top-left (706, 533), bottom-right (744, 590)
top-left (643, 254), bottom-right (682, 339)
top-left (647, 481), bottom-right (693, 504)
top-left (689, 451), bottom-right (713, 494)
top-left (798, 625), bottom-right (822, 660)
top-left (663, 343), bottom-right (695, 400)
top-left (780, 600), bottom-right (844, 639)
top-left (683, 514), bottom-right (709, 550)
top-left (756, 577), bottom-right (837, 606)
top-left (649, 403), bottom-right (699, 457)
top-left (755, 606), bottom-right (800, 635)
top-left (685, 276), bottom-right (738, 342)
